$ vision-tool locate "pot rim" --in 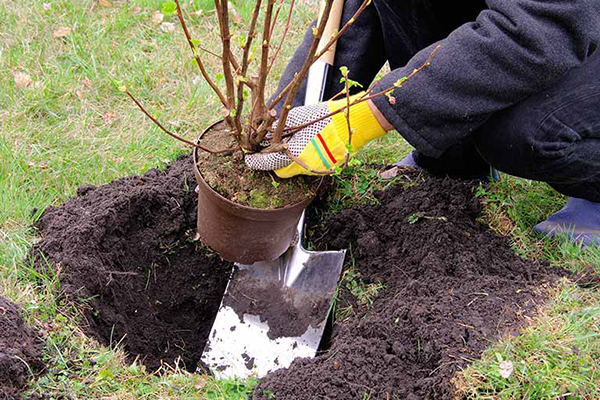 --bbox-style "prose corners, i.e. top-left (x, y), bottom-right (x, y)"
top-left (193, 120), bottom-right (320, 214)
